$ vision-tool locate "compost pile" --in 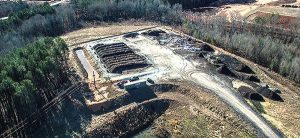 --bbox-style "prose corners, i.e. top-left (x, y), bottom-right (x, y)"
top-left (123, 32), bottom-right (139, 38)
top-left (86, 100), bottom-right (170, 137)
top-left (216, 55), bottom-right (254, 74)
top-left (150, 84), bottom-right (180, 93)
top-left (238, 86), bottom-right (264, 101)
top-left (204, 54), bottom-right (261, 82)
top-left (142, 30), bottom-right (166, 37)
top-left (86, 106), bottom-right (156, 137)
